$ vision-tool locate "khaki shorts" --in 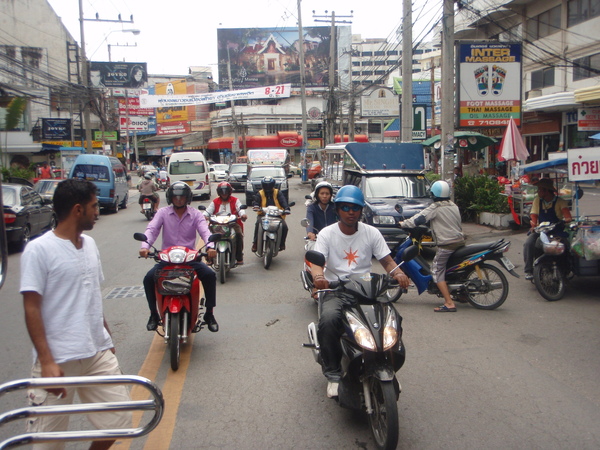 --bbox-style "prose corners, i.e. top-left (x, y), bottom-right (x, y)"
top-left (27, 350), bottom-right (132, 450)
